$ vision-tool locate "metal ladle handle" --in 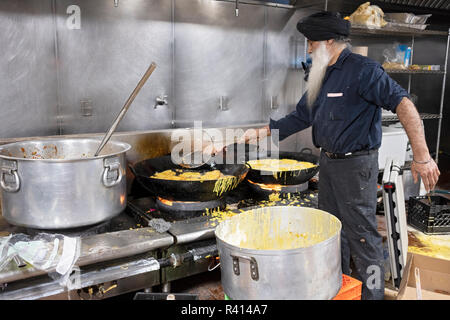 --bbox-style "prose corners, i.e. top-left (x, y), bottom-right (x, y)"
top-left (95, 62), bottom-right (157, 157)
